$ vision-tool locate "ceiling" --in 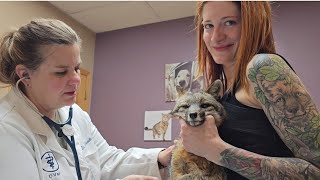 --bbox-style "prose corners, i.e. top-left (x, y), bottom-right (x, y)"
top-left (49, 1), bottom-right (197, 33)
